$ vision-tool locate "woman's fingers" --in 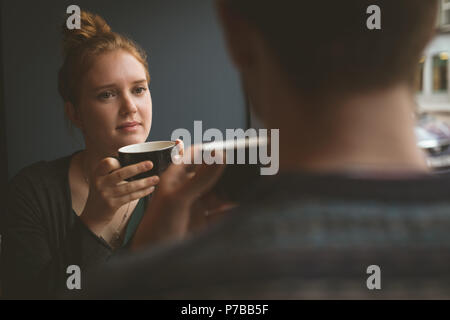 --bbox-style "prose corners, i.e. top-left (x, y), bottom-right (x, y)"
top-left (93, 157), bottom-right (154, 186)
top-left (93, 157), bottom-right (122, 180)
top-left (175, 139), bottom-right (184, 156)
top-left (111, 175), bottom-right (160, 197)
top-left (106, 161), bottom-right (154, 185)
top-left (114, 185), bottom-right (156, 205)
